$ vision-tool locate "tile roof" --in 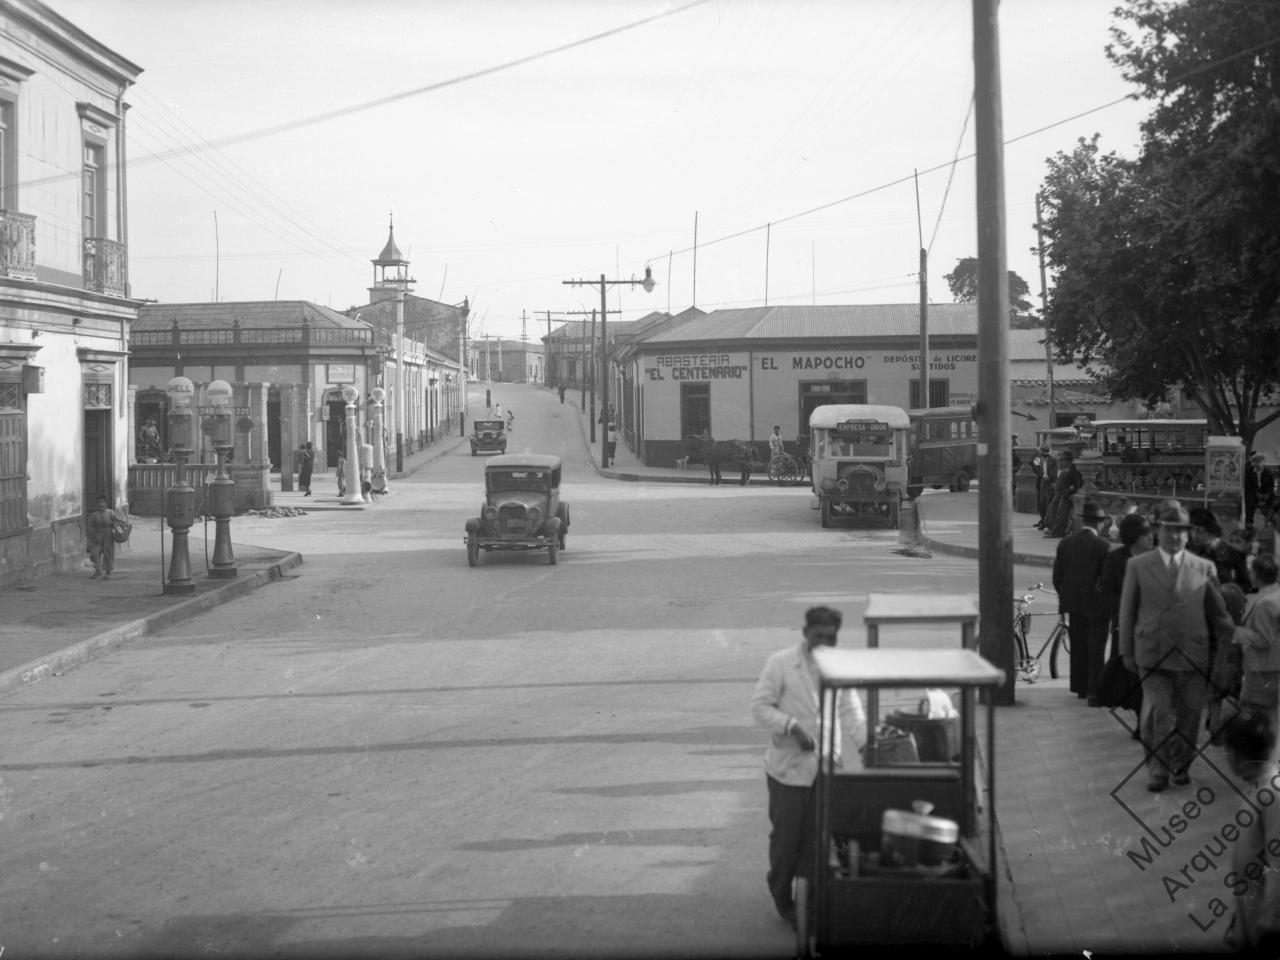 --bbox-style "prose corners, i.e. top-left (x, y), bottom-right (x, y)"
top-left (136, 301), bottom-right (370, 331)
